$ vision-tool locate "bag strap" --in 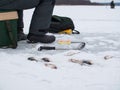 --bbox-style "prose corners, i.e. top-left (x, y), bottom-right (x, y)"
top-left (72, 30), bottom-right (80, 34)
top-left (5, 20), bottom-right (17, 48)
